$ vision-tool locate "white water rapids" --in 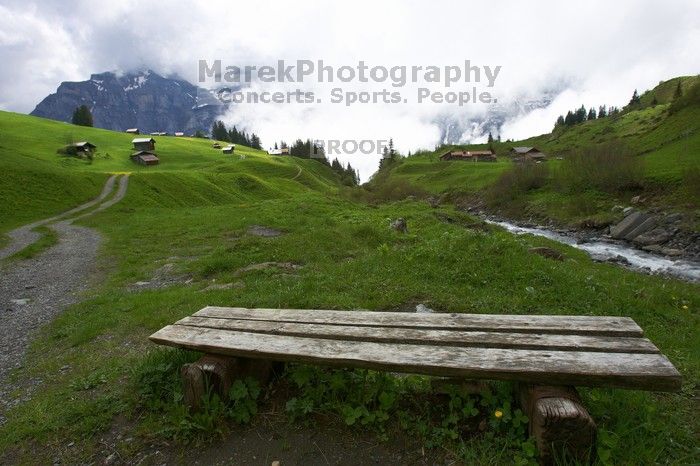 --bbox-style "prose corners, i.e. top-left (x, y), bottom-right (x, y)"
top-left (486, 220), bottom-right (700, 282)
